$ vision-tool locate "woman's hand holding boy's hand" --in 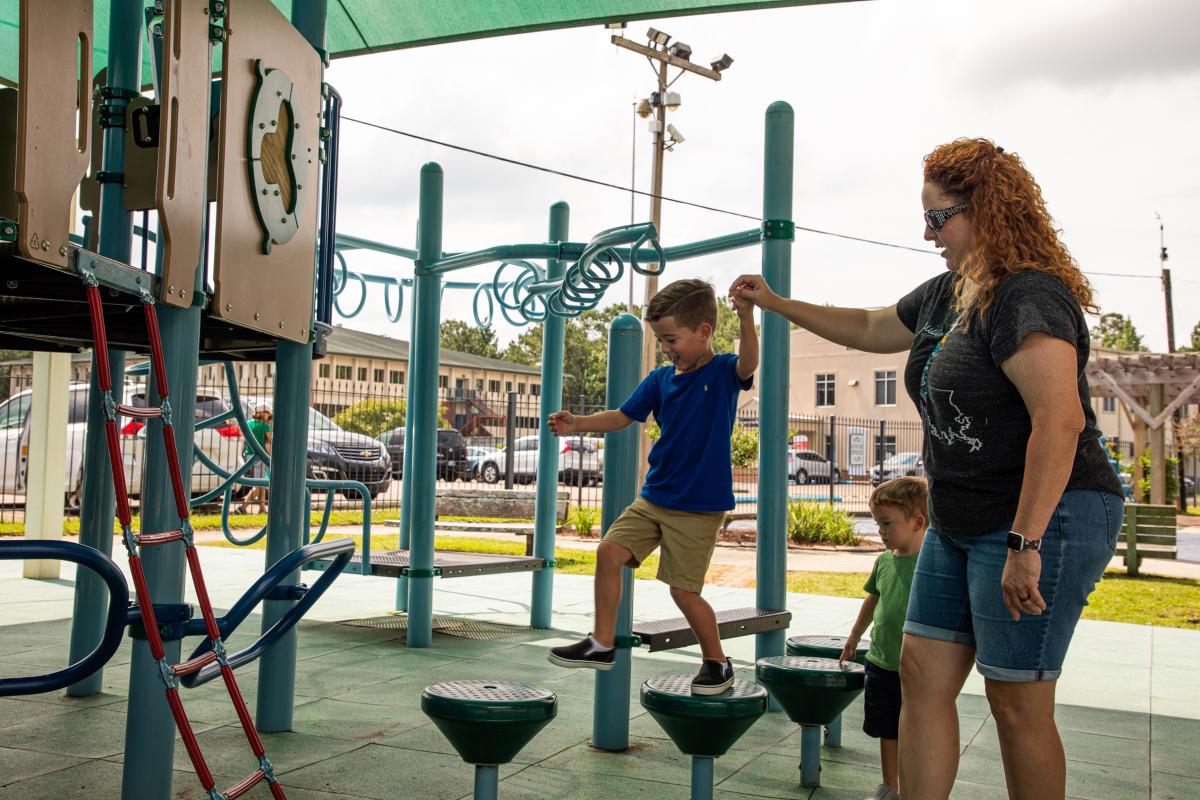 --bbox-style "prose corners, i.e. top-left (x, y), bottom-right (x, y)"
top-left (730, 290), bottom-right (755, 320)
top-left (548, 411), bottom-right (577, 436)
top-left (728, 274), bottom-right (780, 311)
